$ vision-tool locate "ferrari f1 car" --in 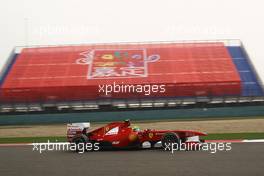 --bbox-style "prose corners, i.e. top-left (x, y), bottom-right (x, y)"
top-left (67, 120), bottom-right (207, 150)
